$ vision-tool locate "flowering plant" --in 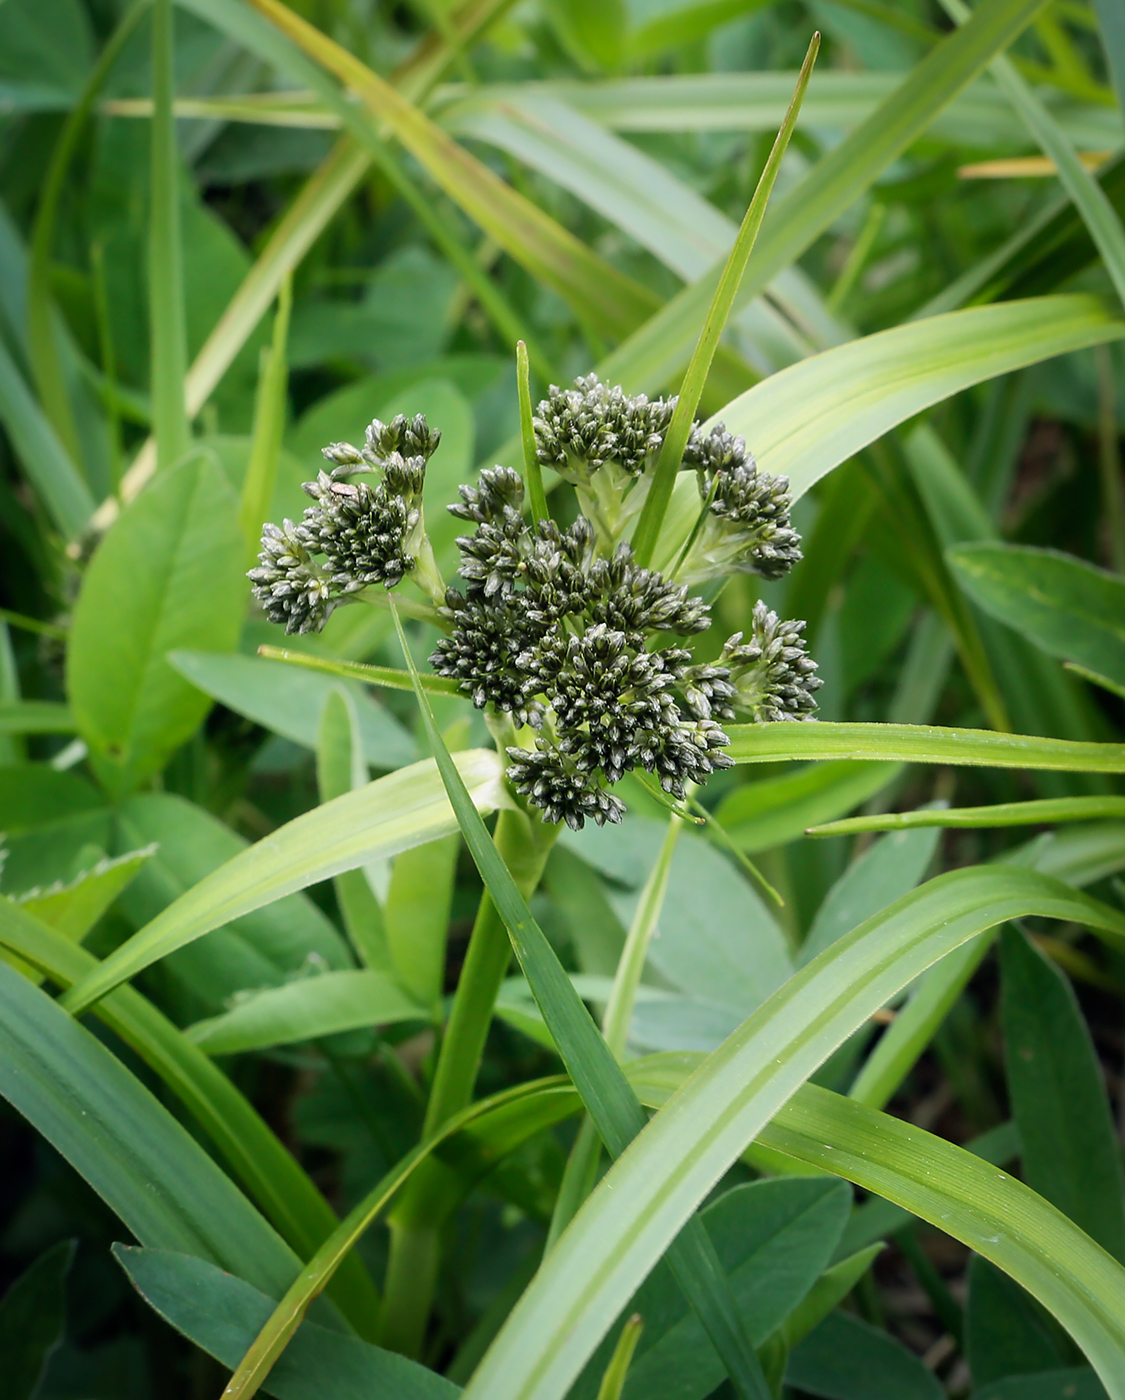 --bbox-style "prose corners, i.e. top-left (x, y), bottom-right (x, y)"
top-left (251, 376), bottom-right (821, 829)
